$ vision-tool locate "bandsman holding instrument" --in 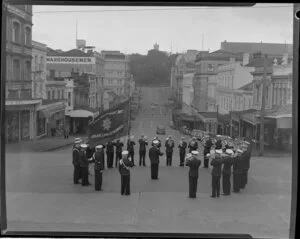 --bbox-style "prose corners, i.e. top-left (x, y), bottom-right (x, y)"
top-left (119, 150), bottom-right (134, 195)
top-left (210, 149), bottom-right (224, 198)
top-left (114, 139), bottom-right (124, 168)
top-left (149, 140), bottom-right (164, 180)
top-left (92, 145), bottom-right (105, 191)
top-left (178, 137), bottom-right (187, 167)
top-left (203, 136), bottom-right (213, 168)
top-left (232, 148), bottom-right (244, 193)
top-left (79, 144), bottom-right (91, 187)
top-left (139, 135), bottom-right (148, 167)
top-left (215, 135), bottom-right (223, 150)
top-left (152, 136), bottom-right (162, 148)
top-left (72, 138), bottom-right (82, 184)
top-left (165, 135), bottom-right (175, 166)
top-left (106, 141), bottom-right (115, 168)
top-left (185, 151), bottom-right (201, 198)
top-left (188, 137), bottom-right (198, 153)
top-left (222, 149), bottom-right (235, 196)
top-left (127, 136), bottom-right (136, 166)
top-left (240, 142), bottom-right (250, 189)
